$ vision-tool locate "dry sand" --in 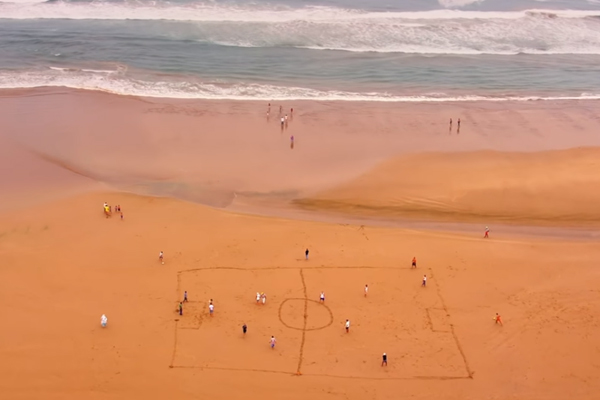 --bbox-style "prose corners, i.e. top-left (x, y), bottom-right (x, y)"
top-left (1, 89), bottom-right (600, 400)
top-left (297, 148), bottom-right (600, 226)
